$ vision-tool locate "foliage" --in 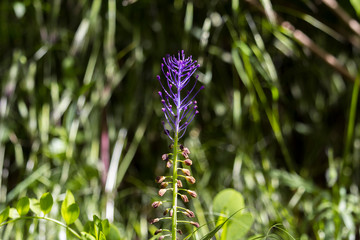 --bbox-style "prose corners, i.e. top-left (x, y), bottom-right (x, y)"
top-left (1, 0), bottom-right (360, 239)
